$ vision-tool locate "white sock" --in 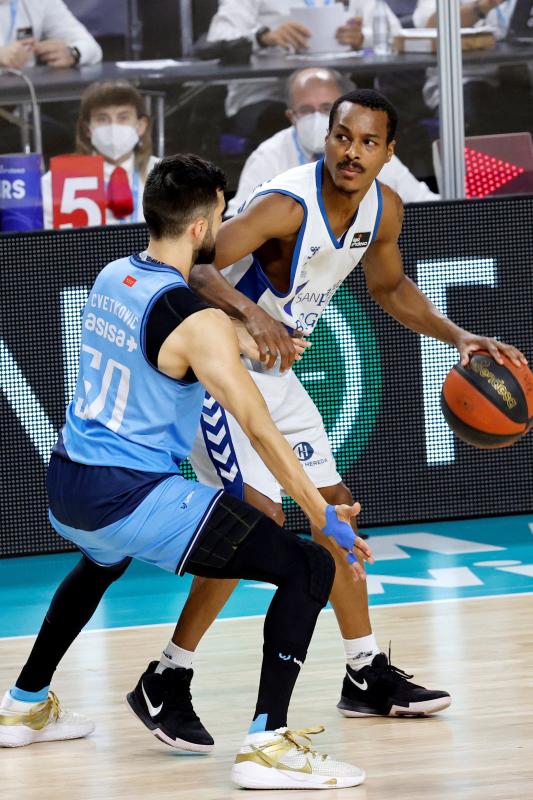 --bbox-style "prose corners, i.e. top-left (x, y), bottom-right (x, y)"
top-left (343, 633), bottom-right (380, 671)
top-left (155, 640), bottom-right (195, 674)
